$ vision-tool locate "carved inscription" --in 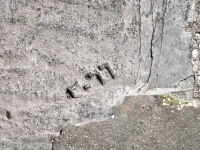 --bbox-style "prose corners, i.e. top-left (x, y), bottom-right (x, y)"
top-left (83, 84), bottom-right (91, 90)
top-left (98, 62), bottom-right (115, 79)
top-left (94, 70), bottom-right (106, 85)
top-left (66, 81), bottom-right (79, 98)
top-left (66, 62), bottom-right (115, 98)
top-left (85, 72), bottom-right (95, 80)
